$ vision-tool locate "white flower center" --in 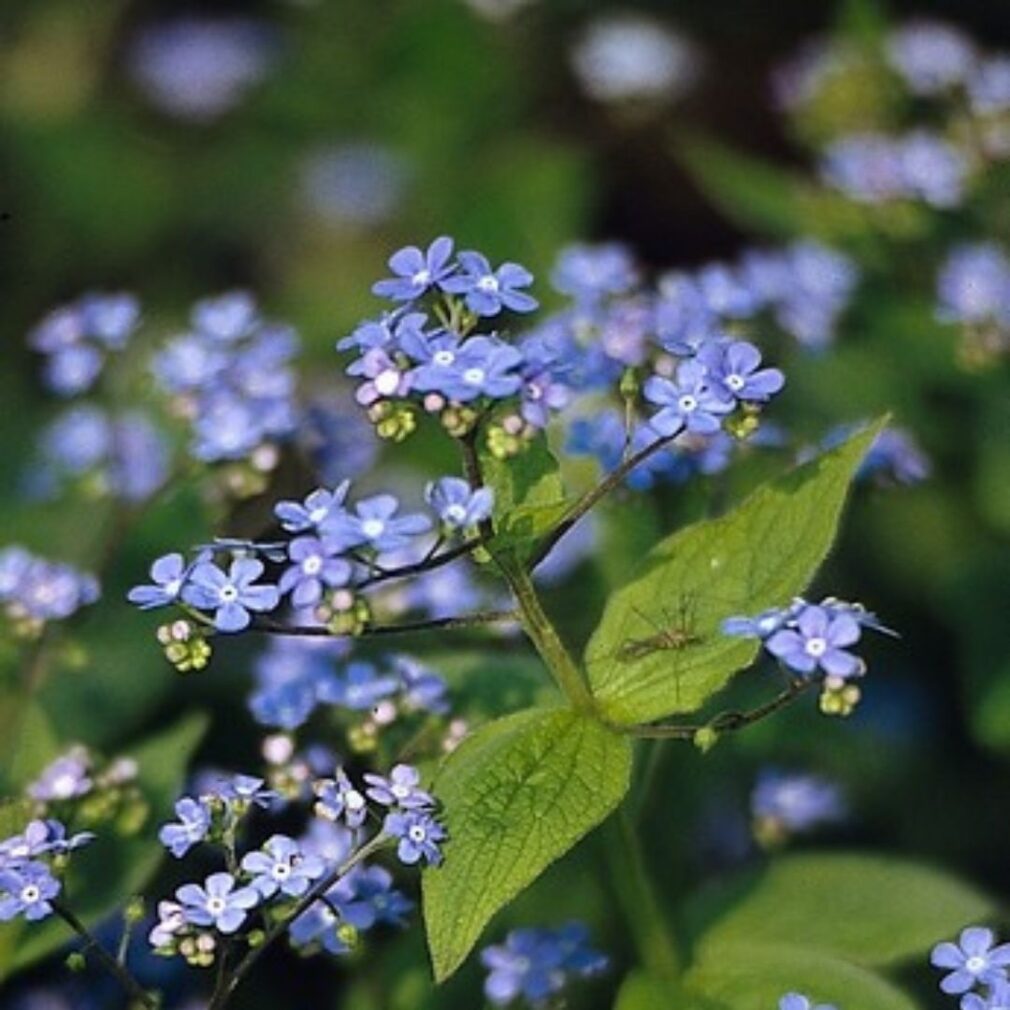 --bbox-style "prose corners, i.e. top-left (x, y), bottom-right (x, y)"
top-left (476, 275), bottom-right (499, 293)
top-left (462, 367), bottom-right (486, 386)
top-left (408, 825), bottom-right (427, 843)
top-left (411, 268), bottom-right (431, 287)
top-left (273, 863), bottom-right (291, 879)
top-left (361, 519), bottom-right (385, 540)
top-left (391, 783), bottom-right (411, 799)
top-left (206, 897), bottom-right (227, 915)
top-left (433, 350), bottom-right (455, 366)
top-left (526, 381), bottom-right (543, 400)
top-left (678, 394), bottom-right (698, 413)
top-left (302, 556), bottom-right (323, 576)
top-left (309, 506), bottom-right (329, 523)
top-left (52, 773), bottom-right (79, 799)
top-left (21, 885), bottom-right (40, 904)
top-left (346, 790), bottom-right (366, 811)
top-left (164, 578), bottom-right (182, 597)
top-left (726, 374), bottom-right (745, 392)
top-left (967, 955), bottom-right (988, 973)
top-left (219, 584), bottom-right (240, 603)
top-left (374, 369), bottom-right (401, 397)
top-left (805, 636), bottom-right (828, 658)
top-left (8, 843), bottom-right (29, 859)
top-left (444, 504), bottom-right (467, 525)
